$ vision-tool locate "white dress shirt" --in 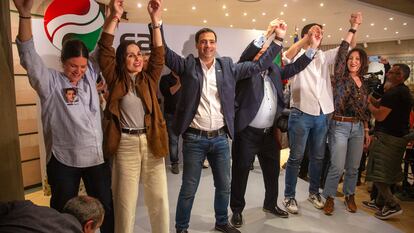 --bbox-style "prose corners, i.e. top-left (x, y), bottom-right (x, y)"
top-left (249, 72), bottom-right (277, 128)
top-left (283, 47), bottom-right (338, 116)
top-left (189, 59), bottom-right (225, 131)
